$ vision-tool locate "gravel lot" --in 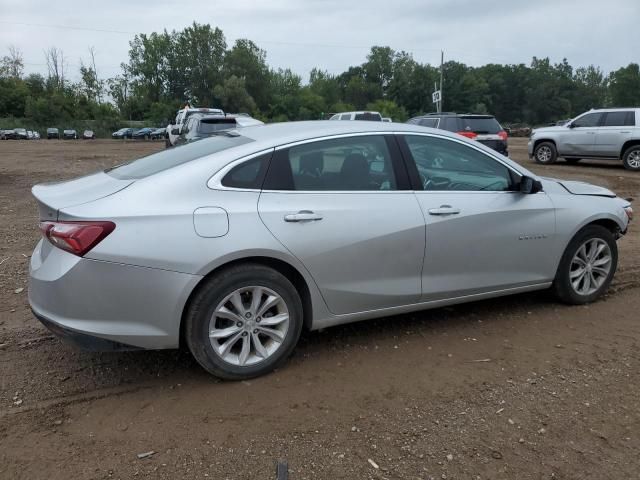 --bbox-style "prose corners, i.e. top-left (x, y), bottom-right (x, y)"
top-left (1, 138), bottom-right (639, 479)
